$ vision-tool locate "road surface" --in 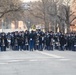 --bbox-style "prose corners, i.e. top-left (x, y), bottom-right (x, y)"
top-left (0, 50), bottom-right (76, 75)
